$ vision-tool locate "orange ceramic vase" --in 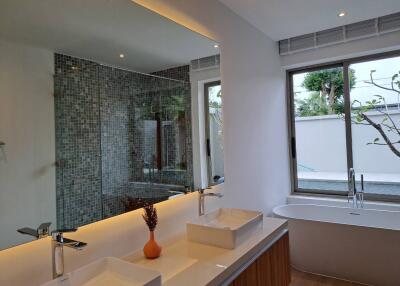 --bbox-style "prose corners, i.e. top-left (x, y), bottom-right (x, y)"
top-left (143, 231), bottom-right (162, 259)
